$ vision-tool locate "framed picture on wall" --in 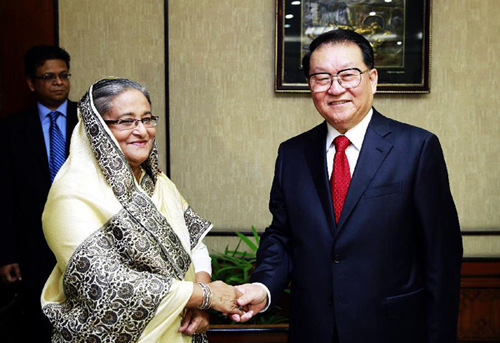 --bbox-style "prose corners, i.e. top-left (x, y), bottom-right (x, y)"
top-left (275, 0), bottom-right (431, 94)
